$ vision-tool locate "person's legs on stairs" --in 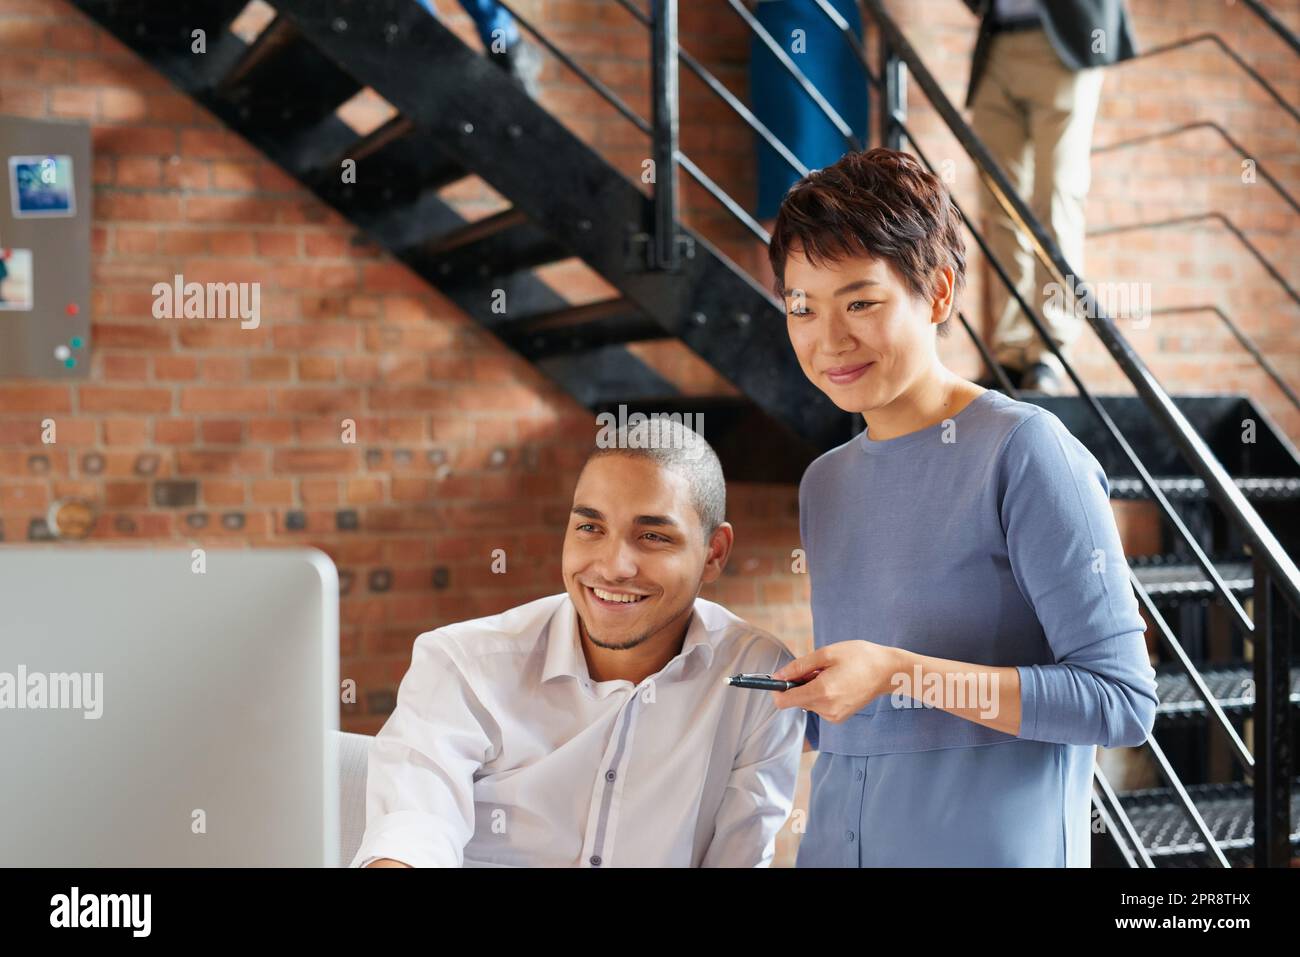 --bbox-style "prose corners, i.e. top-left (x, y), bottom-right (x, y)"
top-left (1022, 29), bottom-right (1105, 391)
top-left (750, 0), bottom-right (868, 294)
top-left (971, 32), bottom-right (1035, 383)
top-left (455, 0), bottom-right (519, 49)
top-left (417, 0), bottom-right (542, 98)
